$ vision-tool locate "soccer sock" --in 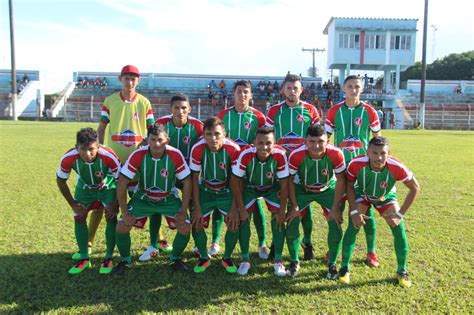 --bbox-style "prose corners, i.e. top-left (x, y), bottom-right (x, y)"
top-left (192, 228), bottom-right (208, 259)
top-left (115, 232), bottom-right (131, 264)
top-left (149, 214), bottom-right (161, 248)
top-left (254, 199), bottom-right (267, 247)
top-left (286, 217), bottom-right (301, 262)
top-left (88, 209), bottom-right (103, 245)
top-left (170, 231), bottom-right (190, 261)
top-left (211, 210), bottom-right (224, 244)
top-left (301, 205), bottom-right (313, 245)
top-left (271, 214), bottom-right (285, 261)
top-left (239, 215), bottom-right (251, 261)
top-left (341, 216), bottom-right (360, 271)
top-left (105, 221), bottom-right (116, 259)
top-left (391, 221), bottom-right (409, 273)
top-left (223, 228), bottom-right (239, 259)
top-left (327, 220), bottom-right (343, 265)
top-left (364, 207), bottom-right (377, 253)
top-left (74, 221), bottom-right (89, 259)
